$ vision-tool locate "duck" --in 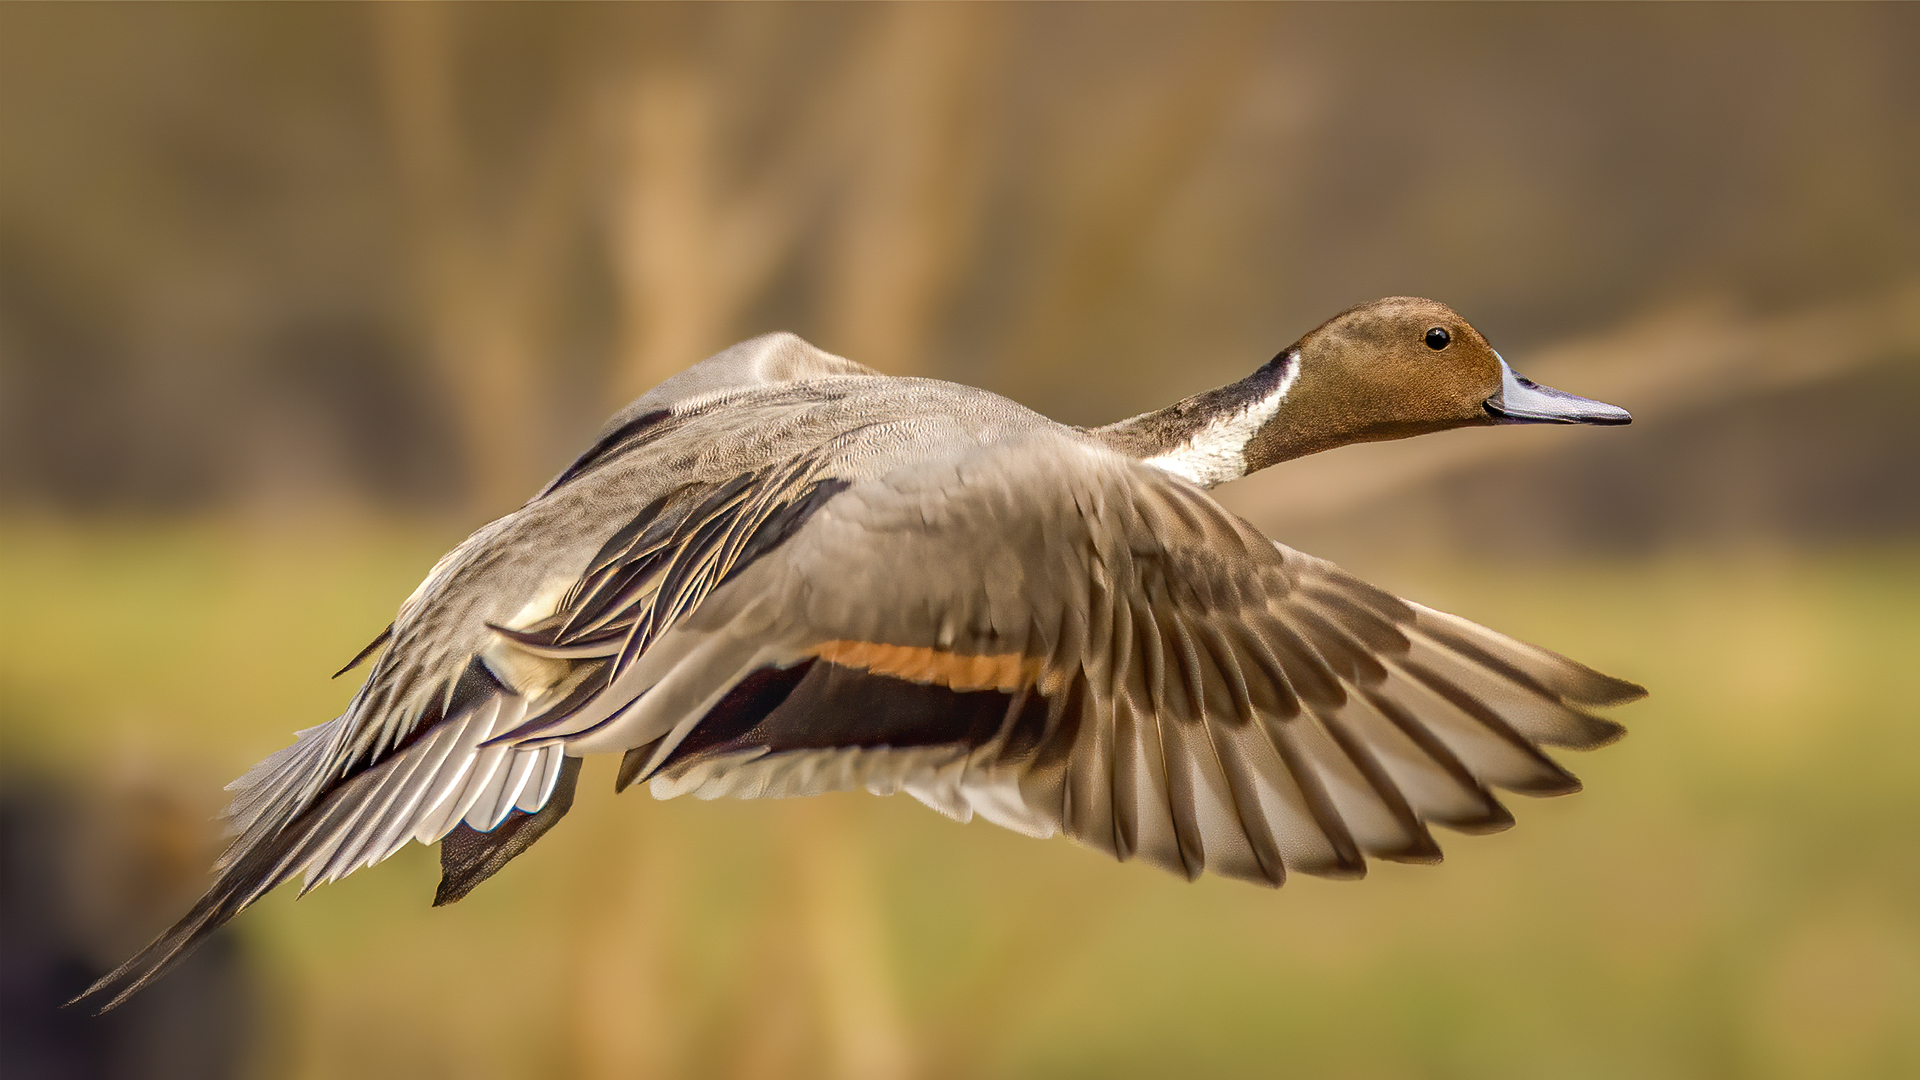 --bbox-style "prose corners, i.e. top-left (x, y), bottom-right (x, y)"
top-left (79, 296), bottom-right (1642, 1011)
